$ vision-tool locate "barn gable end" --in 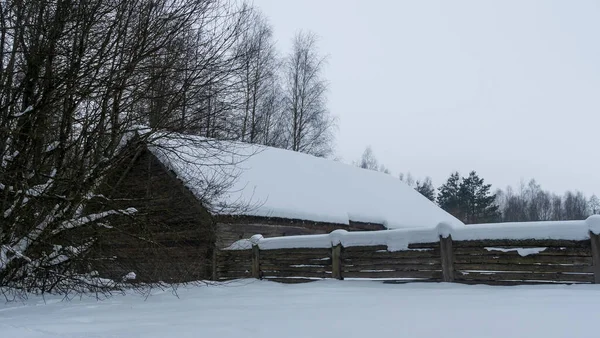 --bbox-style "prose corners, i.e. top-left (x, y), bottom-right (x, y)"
top-left (87, 147), bottom-right (215, 283)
